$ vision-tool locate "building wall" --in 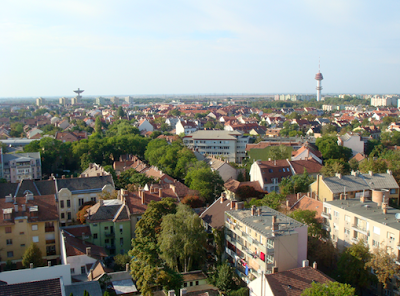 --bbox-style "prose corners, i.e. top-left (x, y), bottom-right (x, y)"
top-left (138, 120), bottom-right (154, 132)
top-left (88, 220), bottom-right (131, 256)
top-left (216, 163), bottom-right (238, 182)
top-left (0, 218), bottom-right (59, 265)
top-left (58, 184), bottom-right (114, 226)
top-left (249, 163), bottom-right (265, 190)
